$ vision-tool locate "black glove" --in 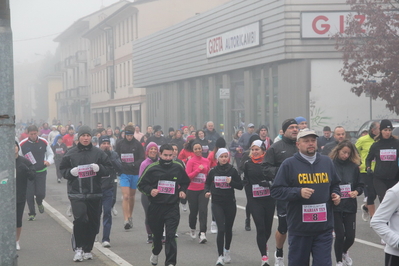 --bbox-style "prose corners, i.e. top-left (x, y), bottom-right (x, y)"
top-left (259, 180), bottom-right (270, 188)
top-left (367, 168), bottom-right (373, 175)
